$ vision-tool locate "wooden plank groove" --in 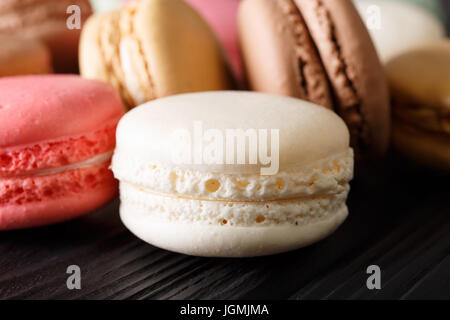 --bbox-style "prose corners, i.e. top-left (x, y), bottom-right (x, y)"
top-left (290, 200), bottom-right (450, 300)
top-left (0, 158), bottom-right (449, 299)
